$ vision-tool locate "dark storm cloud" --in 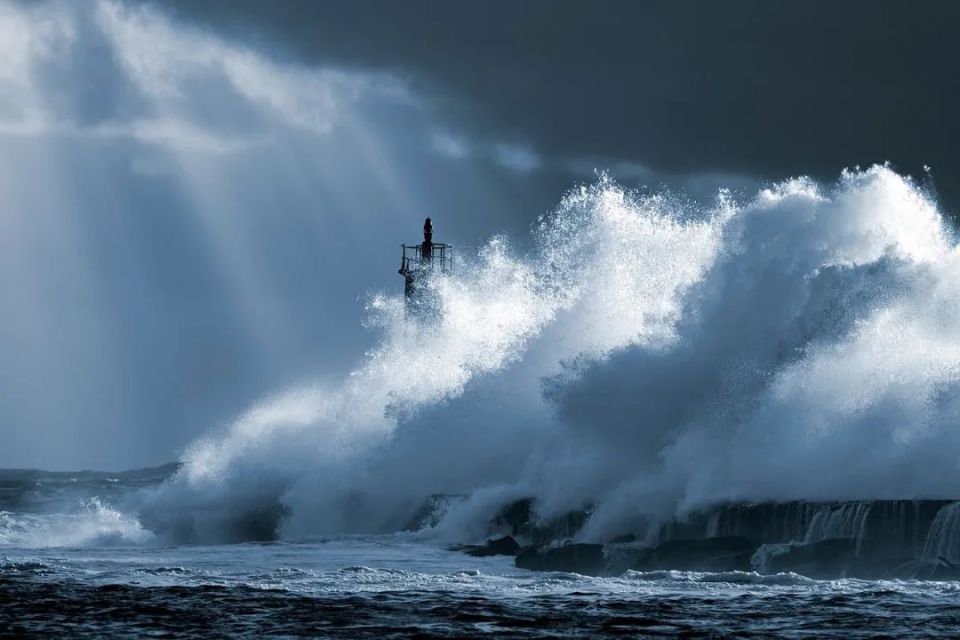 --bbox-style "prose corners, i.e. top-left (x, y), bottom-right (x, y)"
top-left (157, 0), bottom-right (960, 209)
